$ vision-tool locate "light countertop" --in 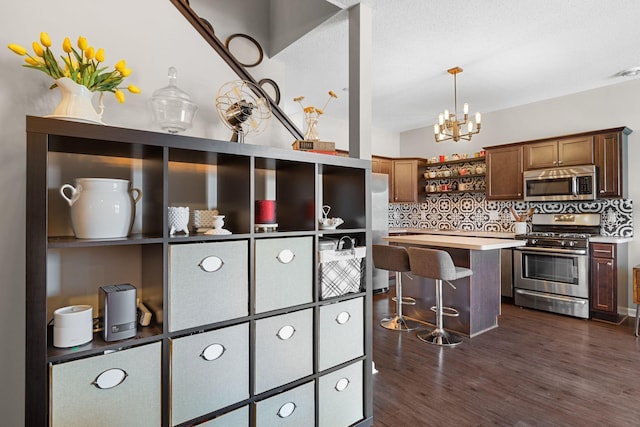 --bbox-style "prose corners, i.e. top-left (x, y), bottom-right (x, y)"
top-left (389, 228), bottom-right (633, 244)
top-left (383, 234), bottom-right (526, 251)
